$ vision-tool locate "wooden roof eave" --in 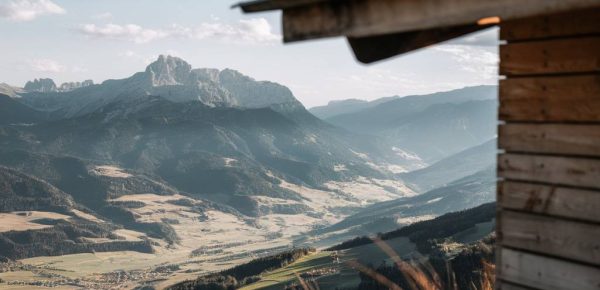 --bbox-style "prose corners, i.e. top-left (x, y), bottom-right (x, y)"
top-left (275, 0), bottom-right (600, 41)
top-left (347, 23), bottom-right (492, 63)
top-left (238, 0), bottom-right (600, 41)
top-left (236, 0), bottom-right (600, 63)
